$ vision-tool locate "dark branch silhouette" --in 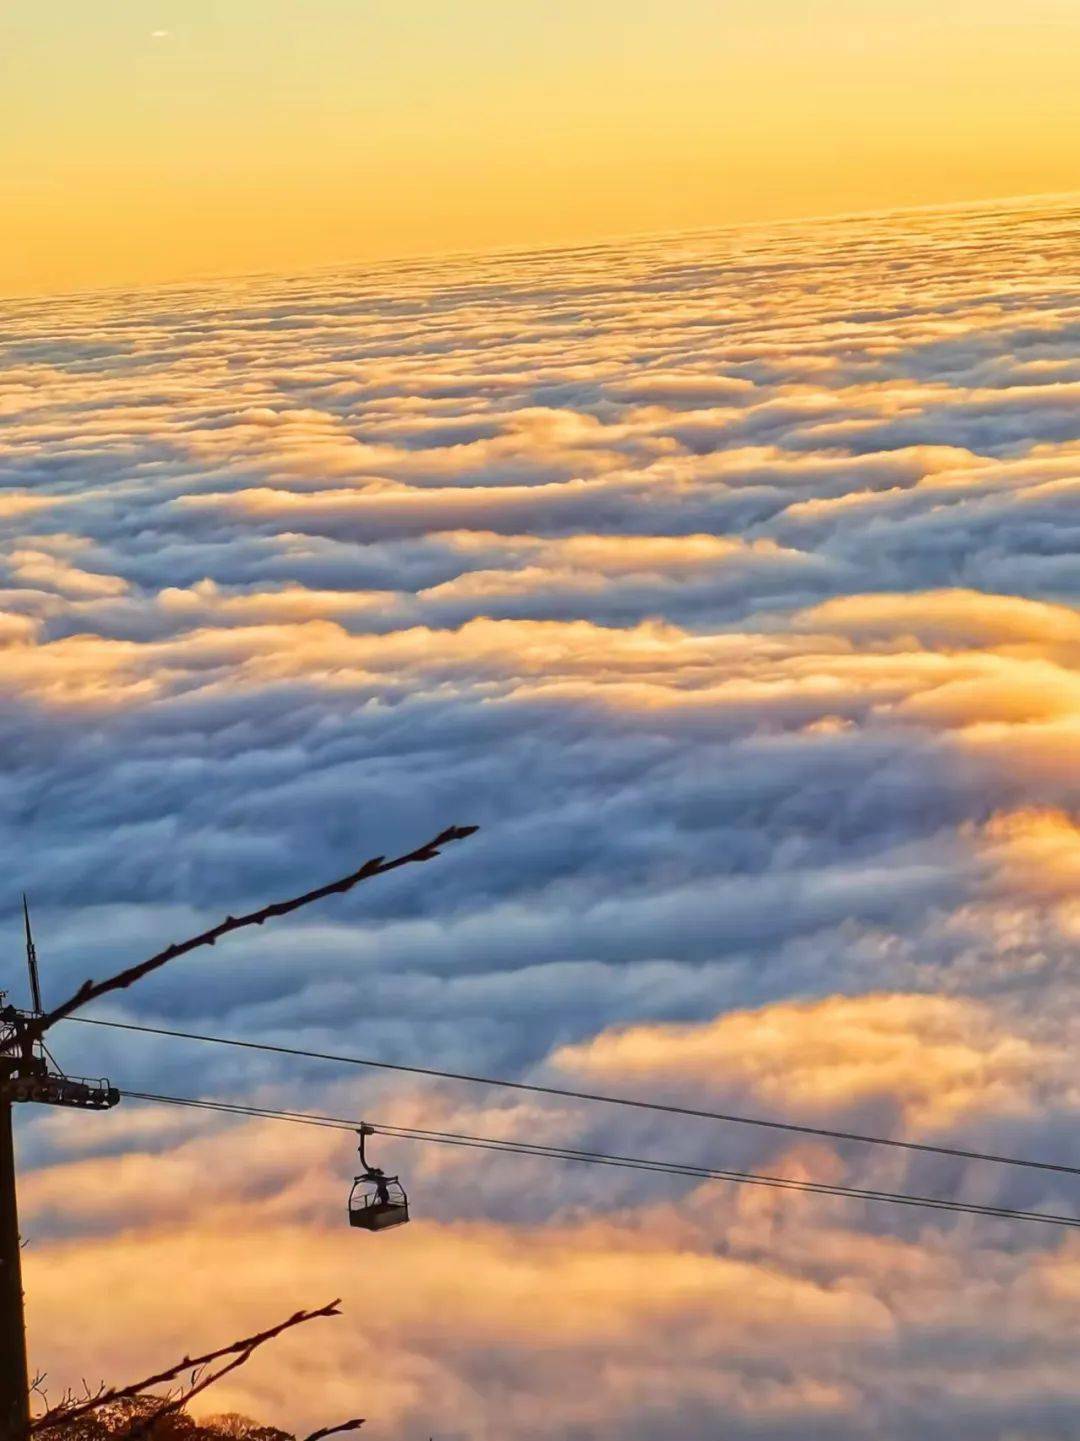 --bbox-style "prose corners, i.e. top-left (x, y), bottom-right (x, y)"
top-left (5, 825), bottom-right (477, 1053)
top-left (299, 1423), bottom-right (365, 1441)
top-left (31, 1303), bottom-right (344, 1434)
top-left (117, 1342), bottom-right (288, 1441)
